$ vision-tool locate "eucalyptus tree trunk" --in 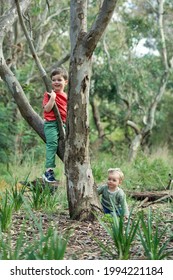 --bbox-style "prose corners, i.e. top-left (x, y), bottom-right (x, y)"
top-left (127, 0), bottom-right (170, 162)
top-left (64, 0), bottom-right (118, 220)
